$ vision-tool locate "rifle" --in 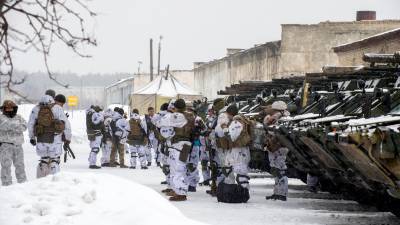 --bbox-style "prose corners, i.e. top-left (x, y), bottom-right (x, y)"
top-left (63, 143), bottom-right (76, 163)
